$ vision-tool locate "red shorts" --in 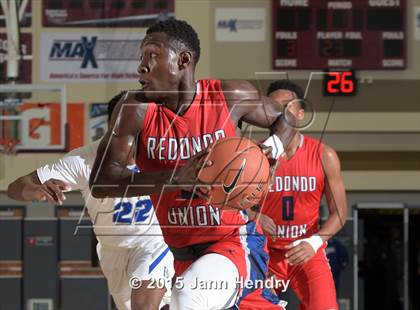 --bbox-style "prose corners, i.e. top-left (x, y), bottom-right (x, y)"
top-left (269, 244), bottom-right (338, 310)
top-left (173, 221), bottom-right (284, 309)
